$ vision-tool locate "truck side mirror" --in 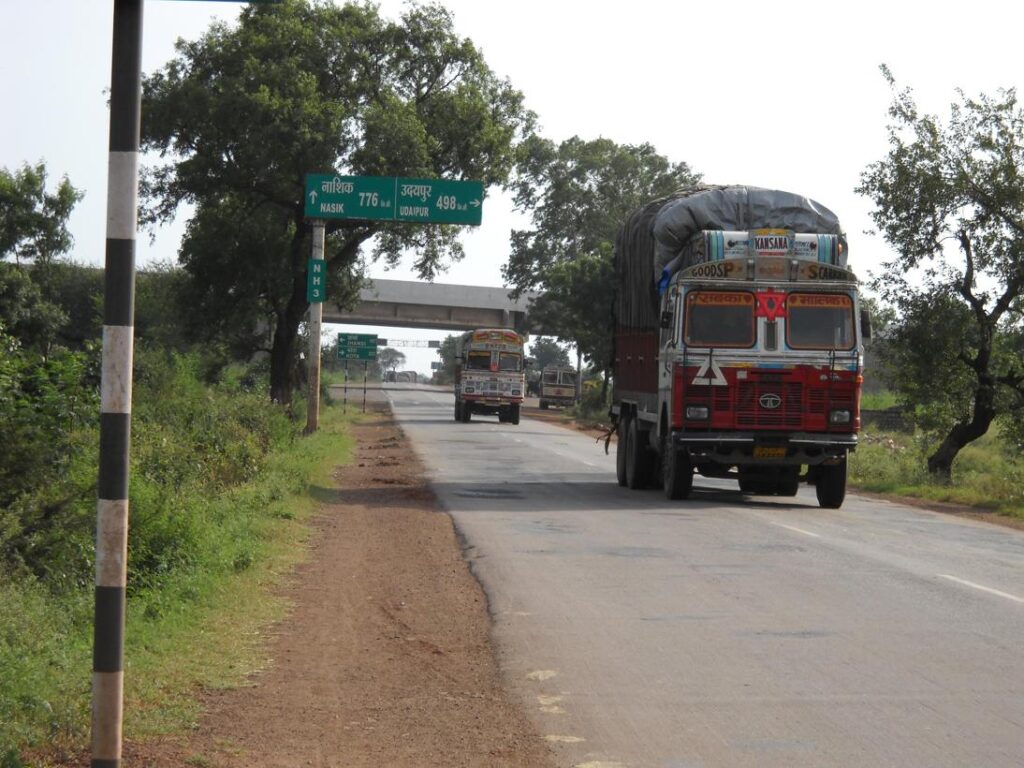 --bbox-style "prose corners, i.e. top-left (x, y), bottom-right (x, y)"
top-left (524, 357), bottom-right (536, 368)
top-left (660, 311), bottom-right (673, 329)
top-left (860, 309), bottom-right (873, 341)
